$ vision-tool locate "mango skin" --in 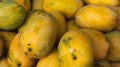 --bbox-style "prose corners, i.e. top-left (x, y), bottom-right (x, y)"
top-left (13, 0), bottom-right (31, 12)
top-left (79, 29), bottom-right (109, 60)
top-left (43, 0), bottom-right (84, 19)
top-left (105, 31), bottom-right (120, 62)
top-left (36, 49), bottom-right (59, 67)
top-left (58, 30), bottom-right (94, 67)
top-left (20, 11), bottom-right (57, 59)
top-left (0, 58), bottom-right (9, 67)
top-left (95, 60), bottom-right (111, 67)
top-left (8, 33), bottom-right (36, 67)
top-left (75, 5), bottom-right (117, 32)
top-left (66, 20), bottom-right (80, 31)
top-left (83, 0), bottom-right (120, 6)
top-left (0, 1), bottom-right (26, 30)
